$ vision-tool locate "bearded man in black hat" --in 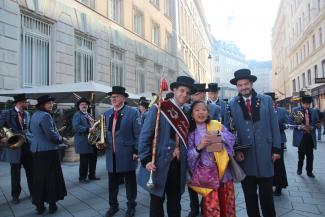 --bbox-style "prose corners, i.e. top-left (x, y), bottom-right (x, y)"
top-left (138, 76), bottom-right (196, 217)
top-left (0, 94), bottom-right (33, 204)
top-left (72, 98), bottom-right (100, 184)
top-left (97, 86), bottom-right (141, 217)
top-left (228, 69), bottom-right (281, 217)
top-left (291, 93), bottom-right (319, 178)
